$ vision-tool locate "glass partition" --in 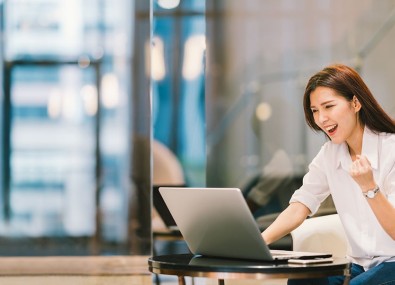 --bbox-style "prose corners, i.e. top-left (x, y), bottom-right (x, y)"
top-left (0, 0), bottom-right (151, 256)
top-left (151, 0), bottom-right (206, 259)
top-left (152, 0), bottom-right (206, 188)
top-left (205, 0), bottom-right (395, 218)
